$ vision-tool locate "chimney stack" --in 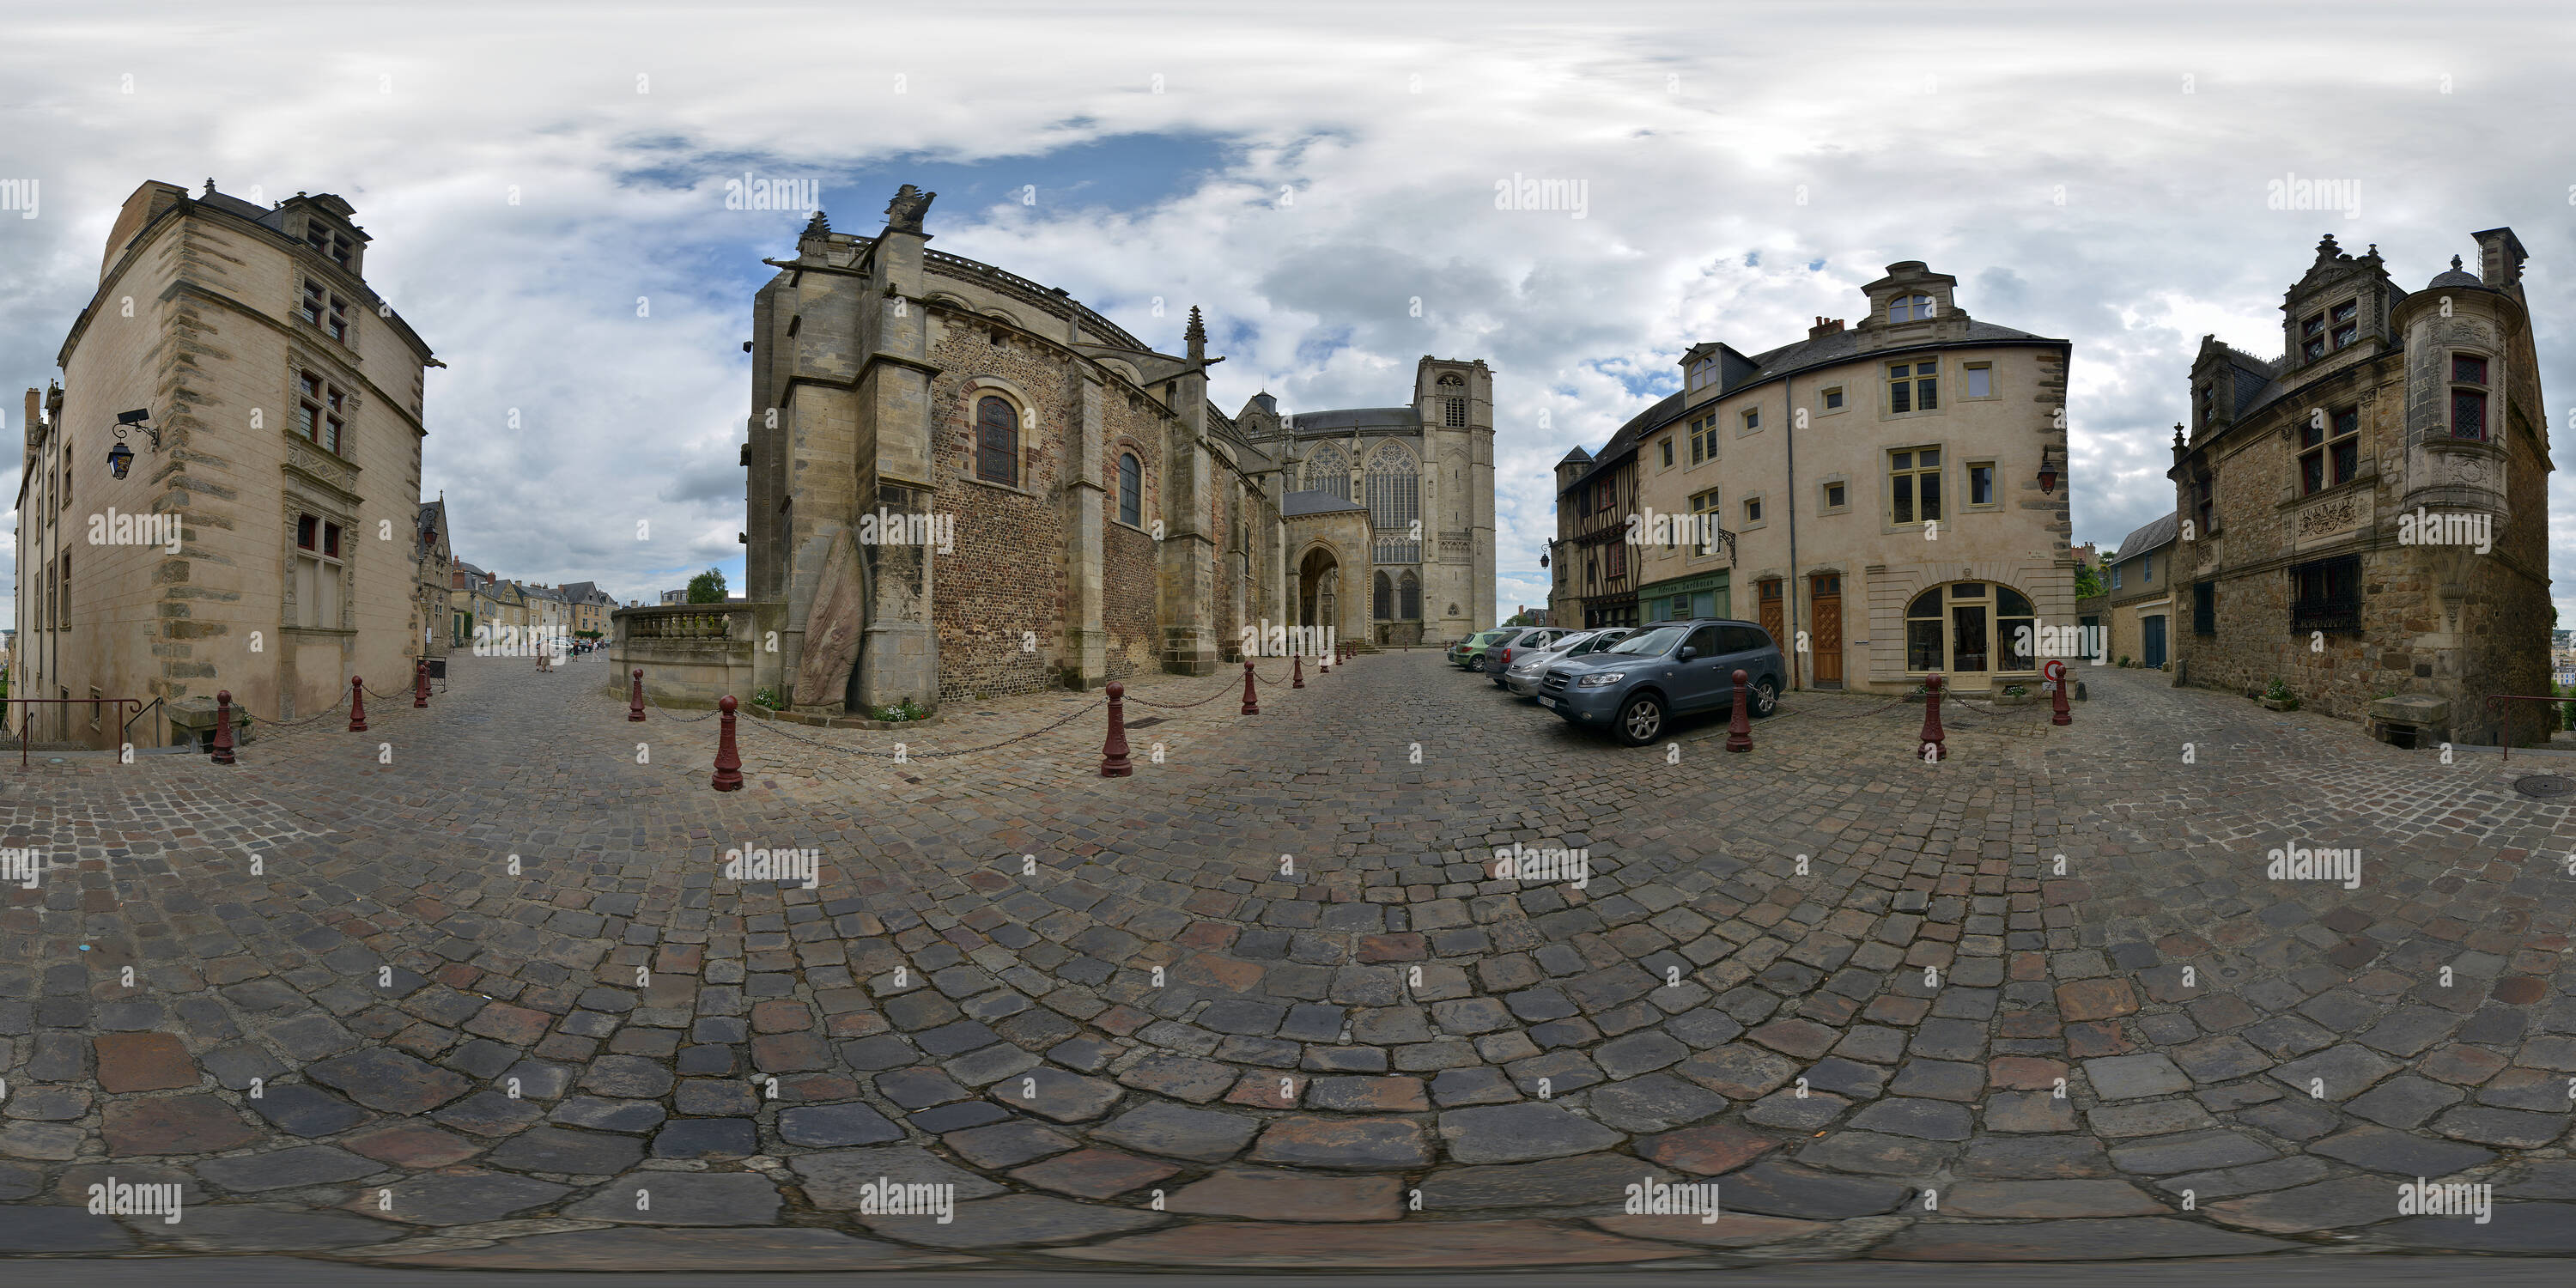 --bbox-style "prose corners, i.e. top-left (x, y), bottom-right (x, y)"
top-left (1808, 317), bottom-right (1845, 339)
